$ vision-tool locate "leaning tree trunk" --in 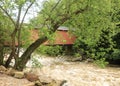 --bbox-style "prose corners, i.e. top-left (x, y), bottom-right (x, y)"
top-left (14, 23), bottom-right (58, 70)
top-left (14, 36), bottom-right (47, 71)
top-left (14, 22), bottom-right (59, 71)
